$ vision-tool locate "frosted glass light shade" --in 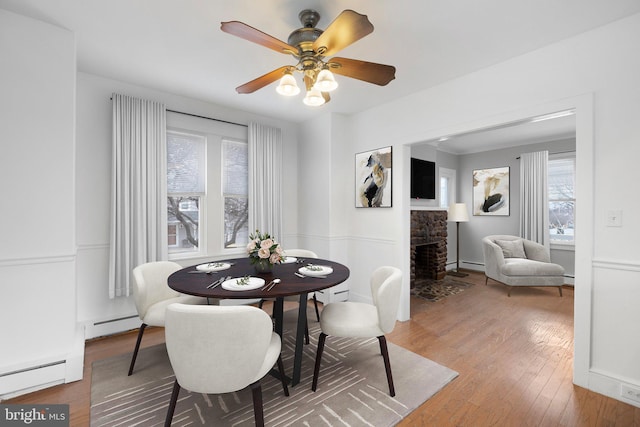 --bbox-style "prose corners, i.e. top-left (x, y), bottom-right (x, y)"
top-left (303, 88), bottom-right (325, 106)
top-left (314, 69), bottom-right (338, 92)
top-left (276, 73), bottom-right (300, 96)
top-left (448, 203), bottom-right (469, 222)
